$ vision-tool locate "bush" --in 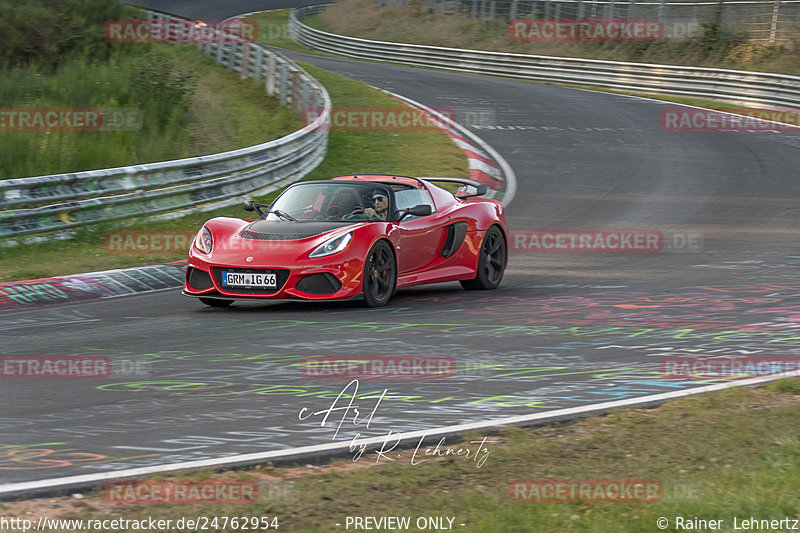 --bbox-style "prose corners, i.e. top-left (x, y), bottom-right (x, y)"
top-left (131, 49), bottom-right (197, 126)
top-left (0, 46), bottom-right (196, 177)
top-left (0, 0), bottom-right (136, 70)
